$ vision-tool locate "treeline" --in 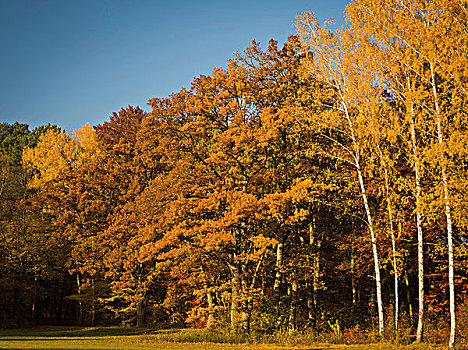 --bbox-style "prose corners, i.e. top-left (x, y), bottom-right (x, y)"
top-left (1, 0), bottom-right (468, 347)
